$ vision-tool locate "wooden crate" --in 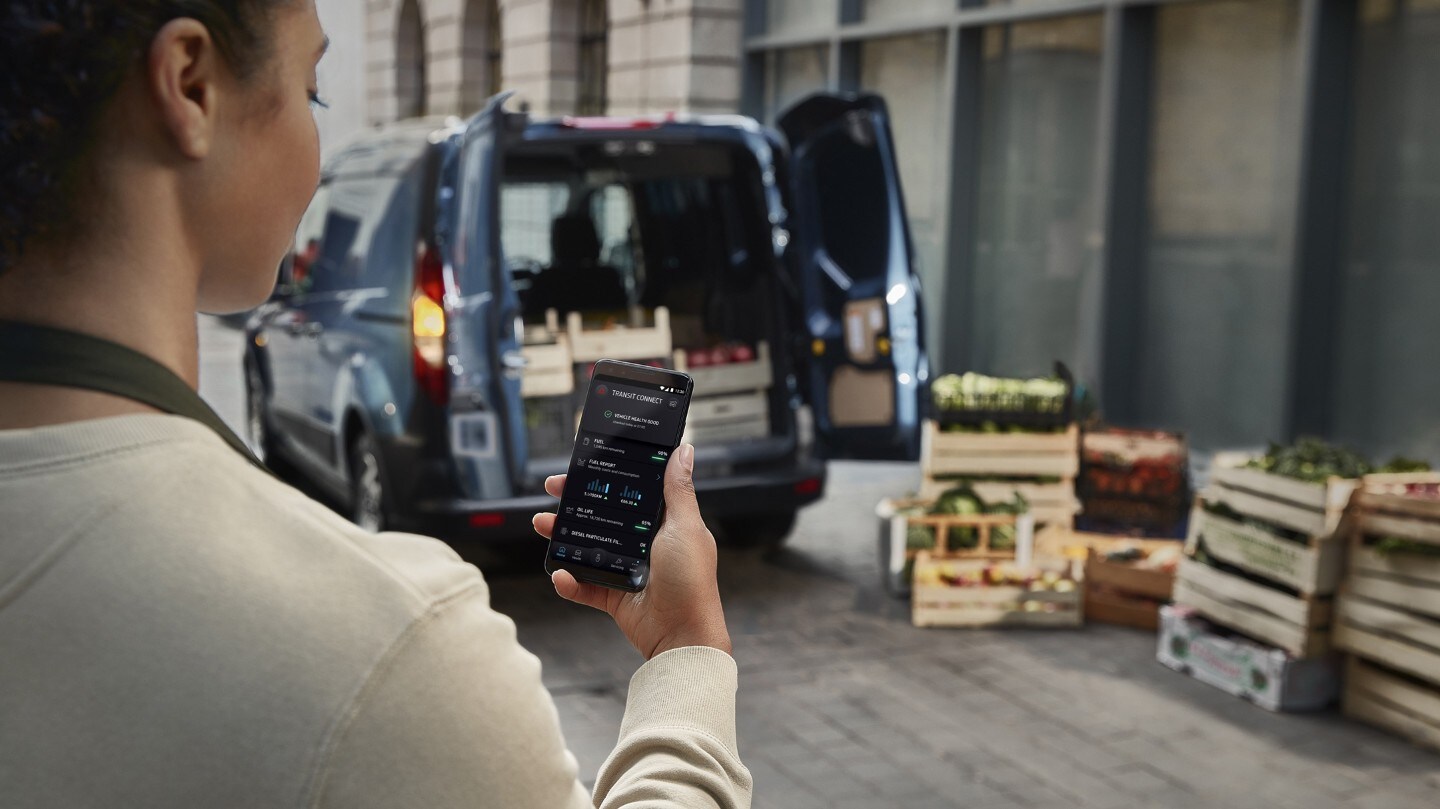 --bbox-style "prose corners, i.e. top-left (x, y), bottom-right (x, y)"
top-left (1205, 463), bottom-right (1358, 537)
top-left (912, 551), bottom-right (1082, 628)
top-left (681, 390), bottom-right (769, 446)
top-left (1083, 540), bottom-right (1179, 631)
top-left (1086, 588), bottom-right (1163, 631)
top-left (1187, 504), bottom-right (1344, 596)
top-left (878, 499), bottom-right (1034, 596)
top-left (921, 421), bottom-right (1080, 479)
top-left (521, 309), bottom-right (576, 398)
top-left (566, 306), bottom-right (672, 363)
top-left (673, 341), bottom-right (772, 396)
top-left (1335, 481), bottom-right (1440, 752)
top-left (521, 340), bottom-right (575, 398)
top-left (920, 421), bottom-right (1080, 528)
top-left (1174, 557), bottom-right (1331, 658)
top-left (1184, 464), bottom-right (1422, 597)
top-left (918, 479), bottom-right (1079, 527)
top-left (1343, 657), bottom-right (1440, 753)
top-left (892, 506), bottom-right (1033, 561)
